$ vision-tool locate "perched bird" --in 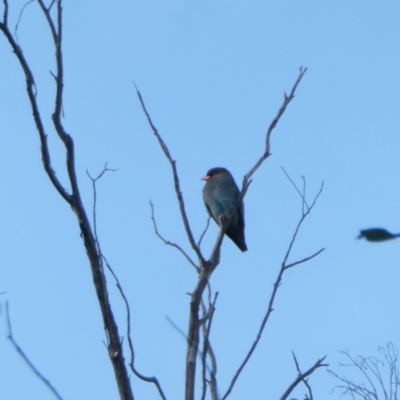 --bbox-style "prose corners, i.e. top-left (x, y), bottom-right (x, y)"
top-left (358, 228), bottom-right (400, 242)
top-left (201, 167), bottom-right (247, 252)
